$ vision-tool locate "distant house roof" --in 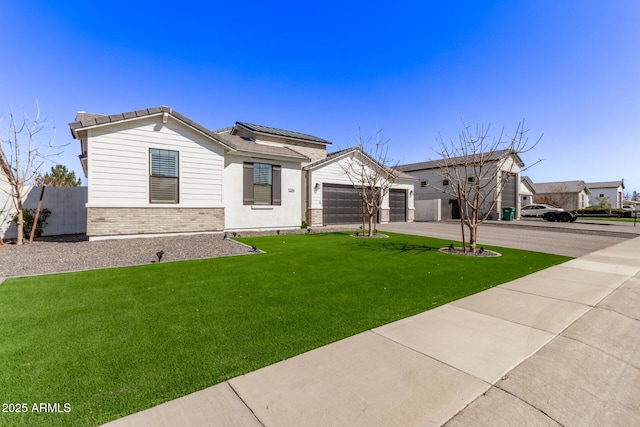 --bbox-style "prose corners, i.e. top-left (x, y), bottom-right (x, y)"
top-left (305, 147), bottom-right (417, 181)
top-left (69, 106), bottom-right (311, 162)
top-left (586, 180), bottom-right (624, 190)
top-left (532, 180), bottom-right (590, 195)
top-left (397, 149), bottom-right (524, 172)
top-left (232, 122), bottom-right (332, 145)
